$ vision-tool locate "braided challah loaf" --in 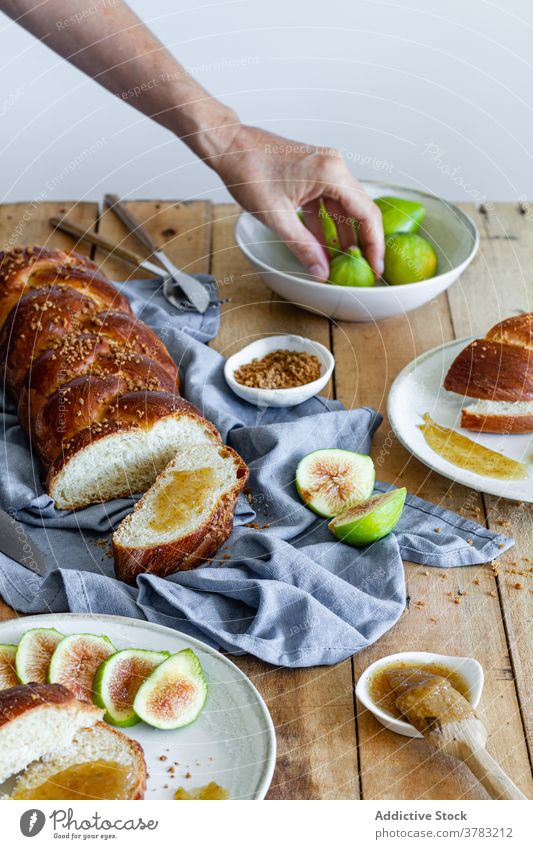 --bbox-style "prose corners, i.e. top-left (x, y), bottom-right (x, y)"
top-left (0, 248), bottom-right (247, 570)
